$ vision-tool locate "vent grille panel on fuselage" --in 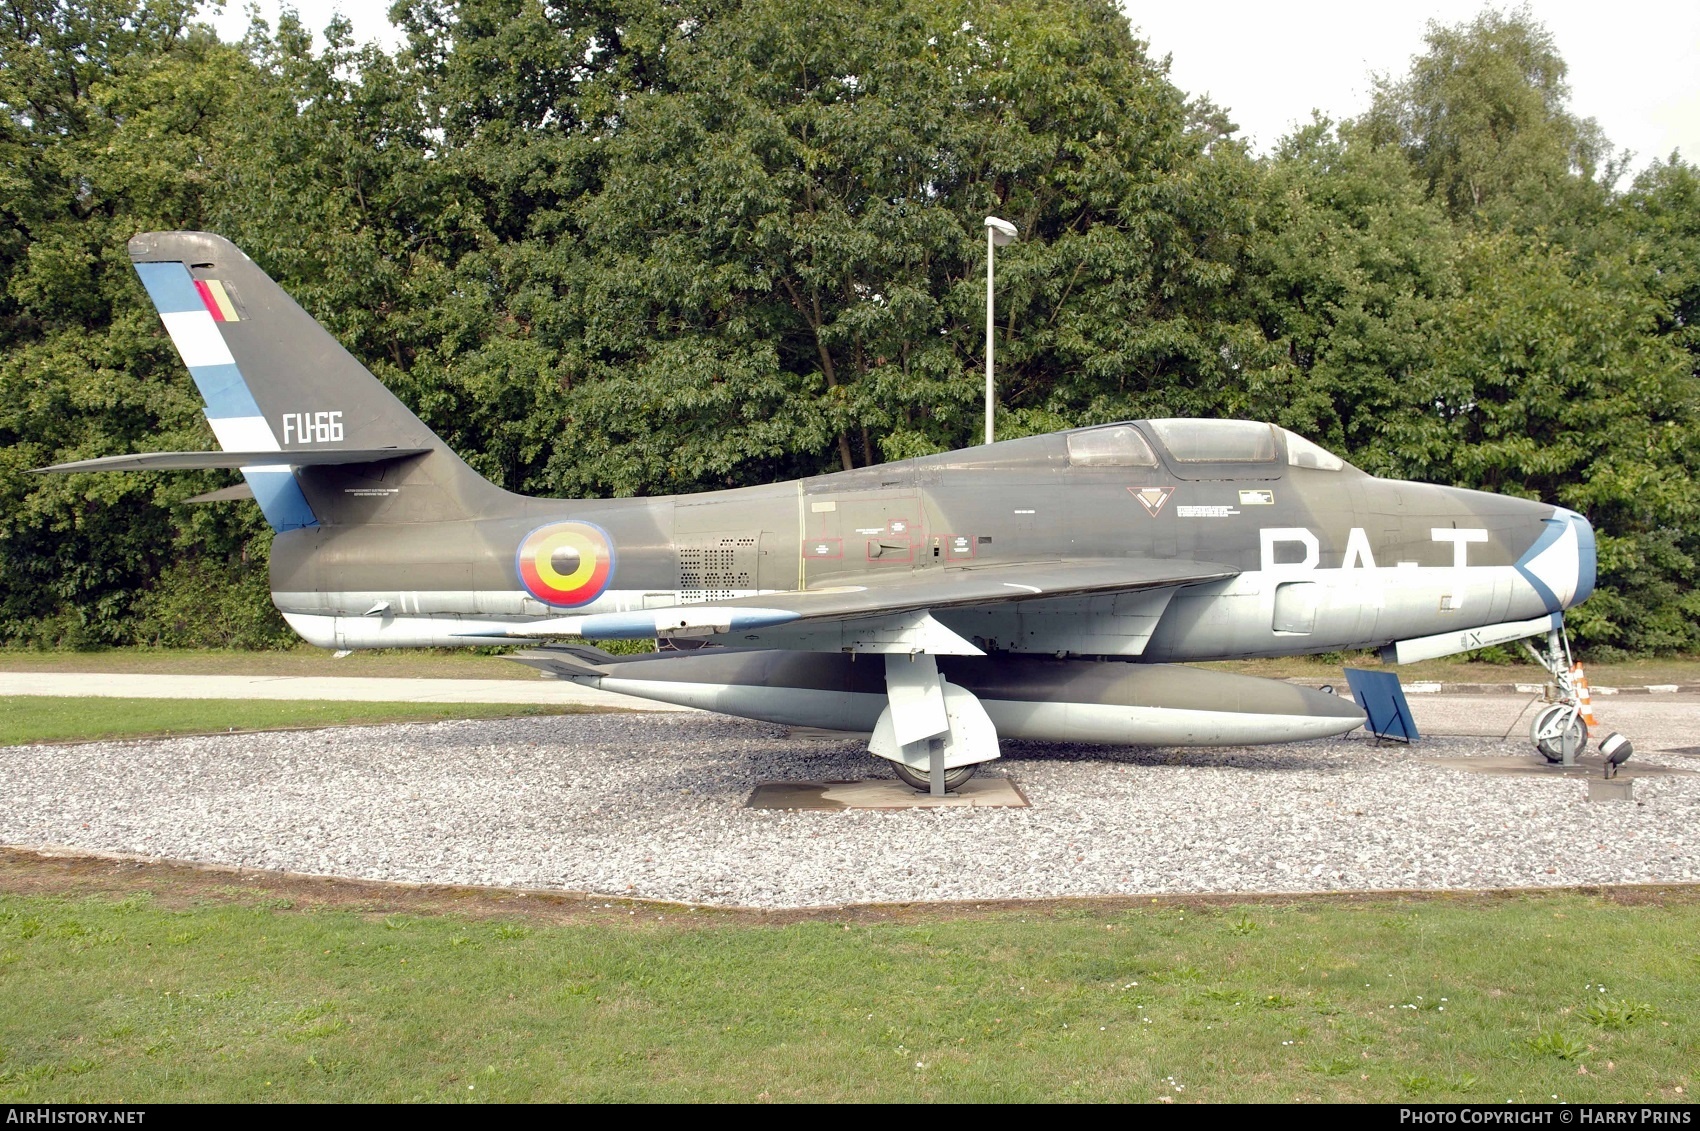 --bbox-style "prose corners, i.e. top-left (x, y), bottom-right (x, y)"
top-left (679, 536), bottom-right (757, 603)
